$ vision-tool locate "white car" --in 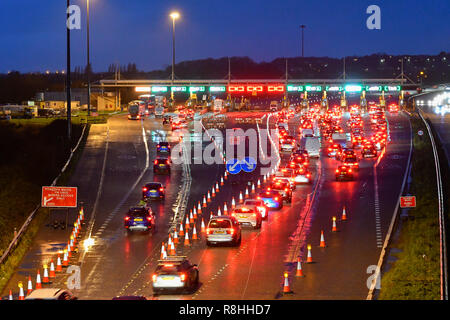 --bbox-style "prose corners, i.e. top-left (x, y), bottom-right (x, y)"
top-left (243, 199), bottom-right (268, 220)
top-left (231, 205), bottom-right (262, 229)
